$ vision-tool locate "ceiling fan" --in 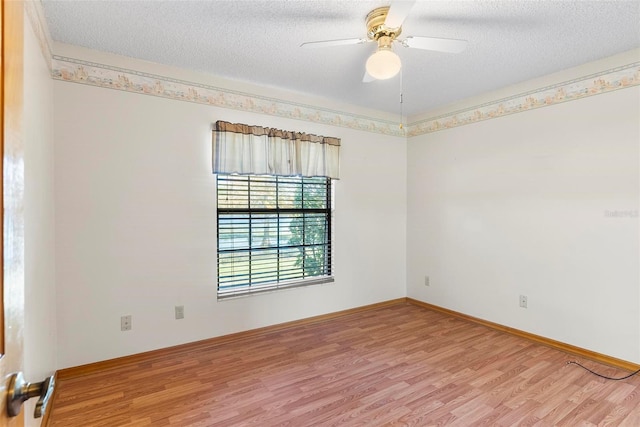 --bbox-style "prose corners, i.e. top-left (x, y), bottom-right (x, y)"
top-left (300, 0), bottom-right (468, 82)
